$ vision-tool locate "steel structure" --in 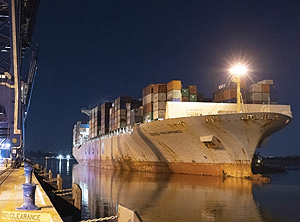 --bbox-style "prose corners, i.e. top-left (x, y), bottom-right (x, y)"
top-left (0, 0), bottom-right (39, 160)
